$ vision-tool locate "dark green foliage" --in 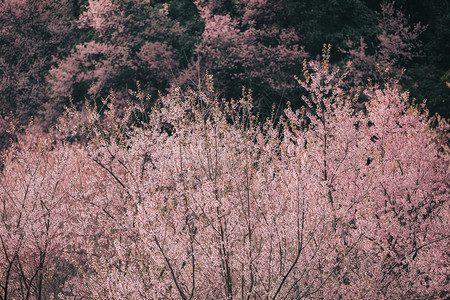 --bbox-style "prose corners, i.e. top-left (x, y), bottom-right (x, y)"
top-left (281, 0), bottom-right (378, 59)
top-left (161, 0), bottom-right (204, 65)
top-left (403, 65), bottom-right (450, 118)
top-left (395, 0), bottom-right (450, 117)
